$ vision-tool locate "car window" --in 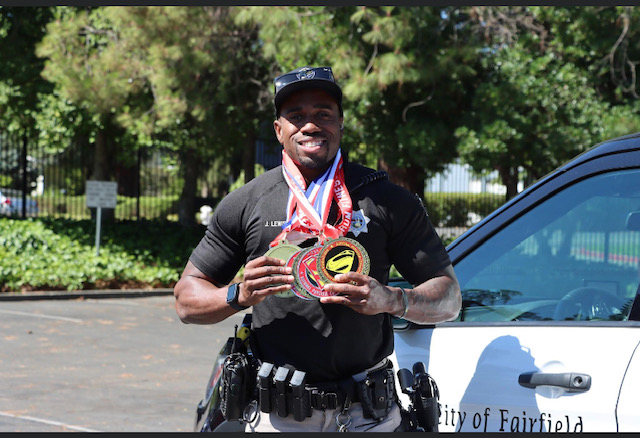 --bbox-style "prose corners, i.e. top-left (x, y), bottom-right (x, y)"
top-left (453, 168), bottom-right (640, 322)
